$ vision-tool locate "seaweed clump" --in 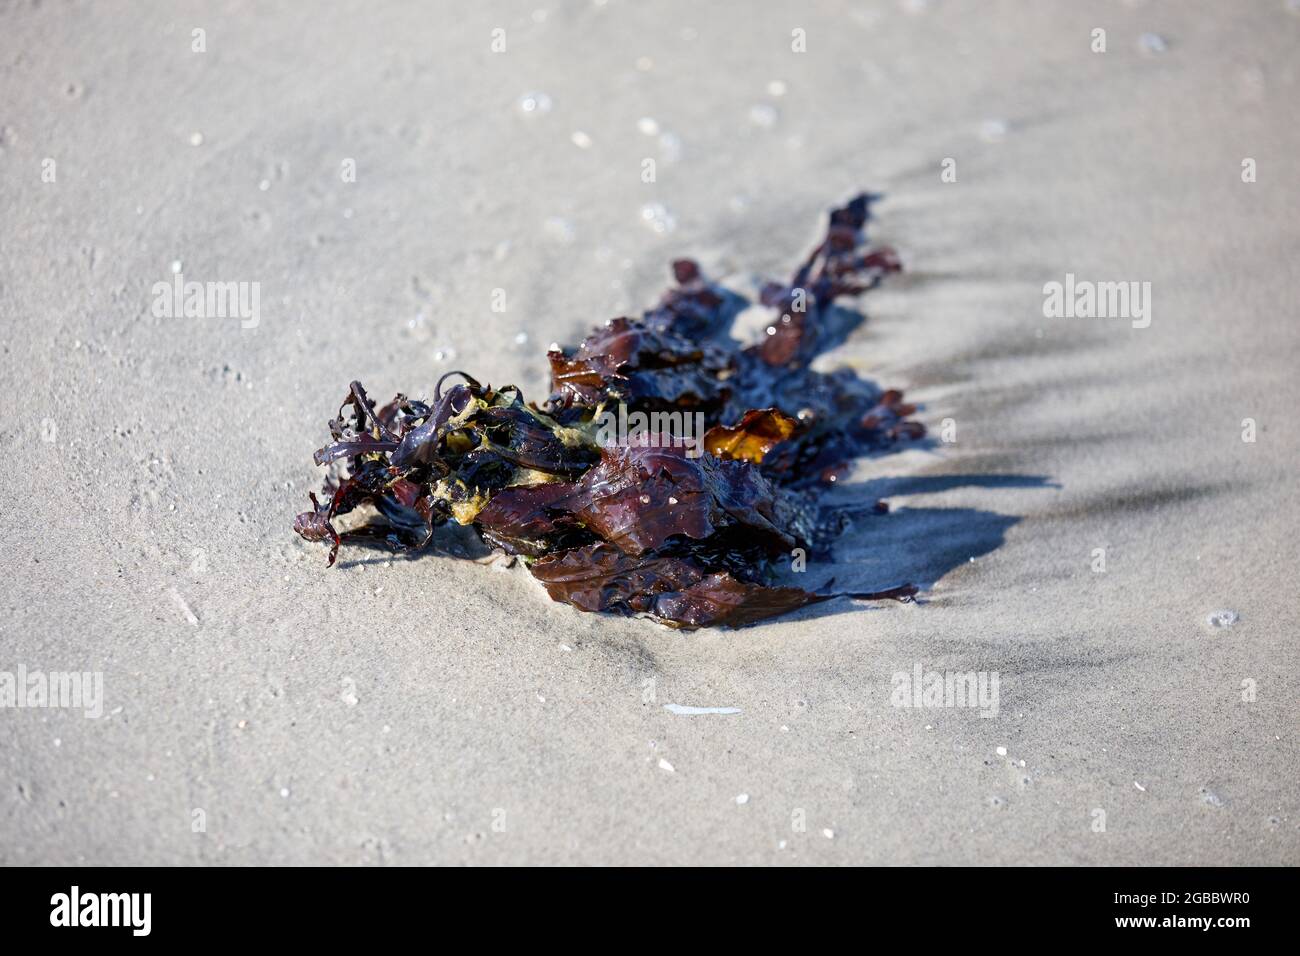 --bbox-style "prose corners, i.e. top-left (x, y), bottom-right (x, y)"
top-left (294, 195), bottom-right (924, 628)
